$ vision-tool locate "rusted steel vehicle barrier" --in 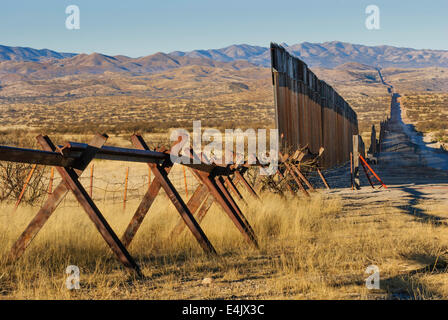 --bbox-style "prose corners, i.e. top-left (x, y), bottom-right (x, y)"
top-left (0, 134), bottom-right (262, 277)
top-left (0, 44), bottom-right (365, 278)
top-left (0, 129), bottom-right (339, 278)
